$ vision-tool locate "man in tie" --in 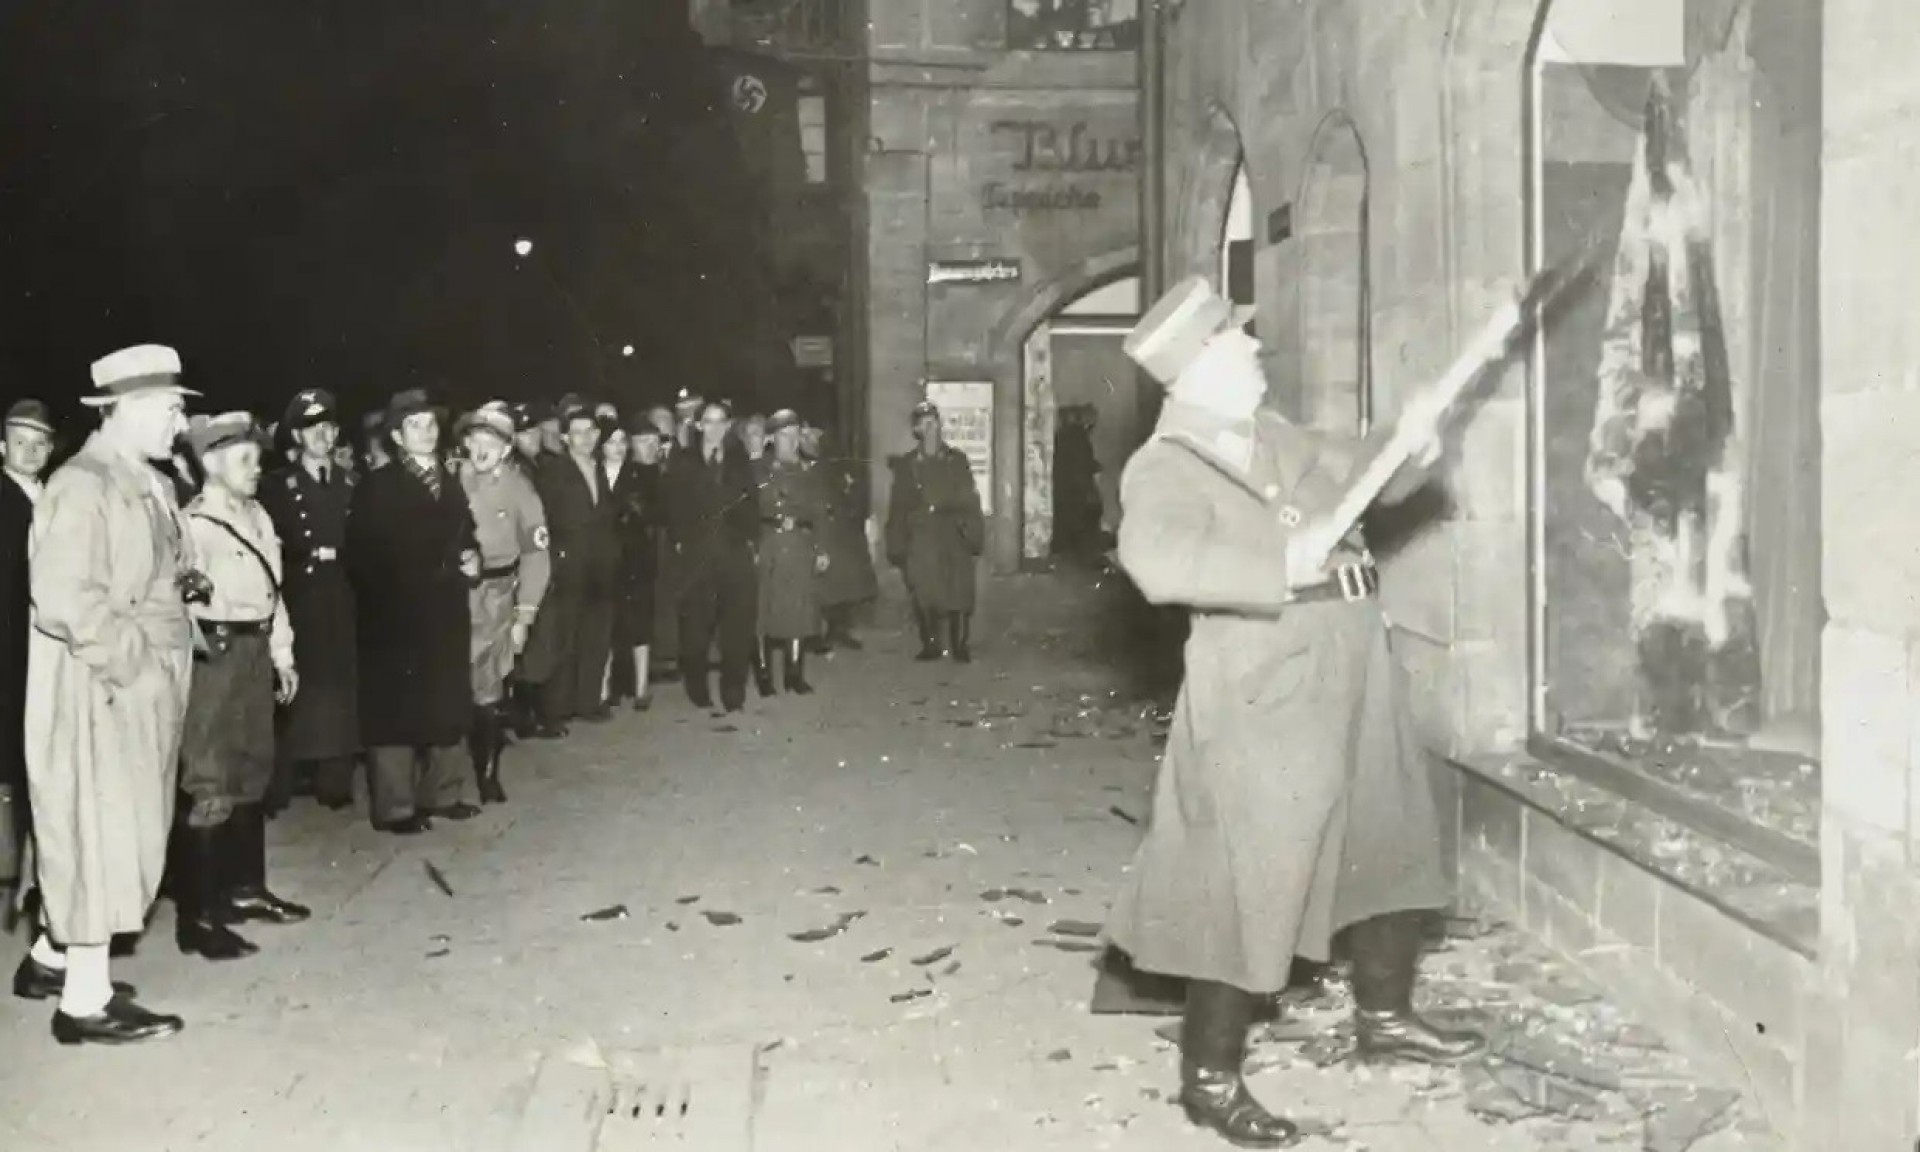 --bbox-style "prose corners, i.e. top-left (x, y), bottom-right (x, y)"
top-left (519, 402), bottom-right (617, 730)
top-left (1, 400), bottom-right (53, 898)
top-left (665, 401), bottom-right (760, 712)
